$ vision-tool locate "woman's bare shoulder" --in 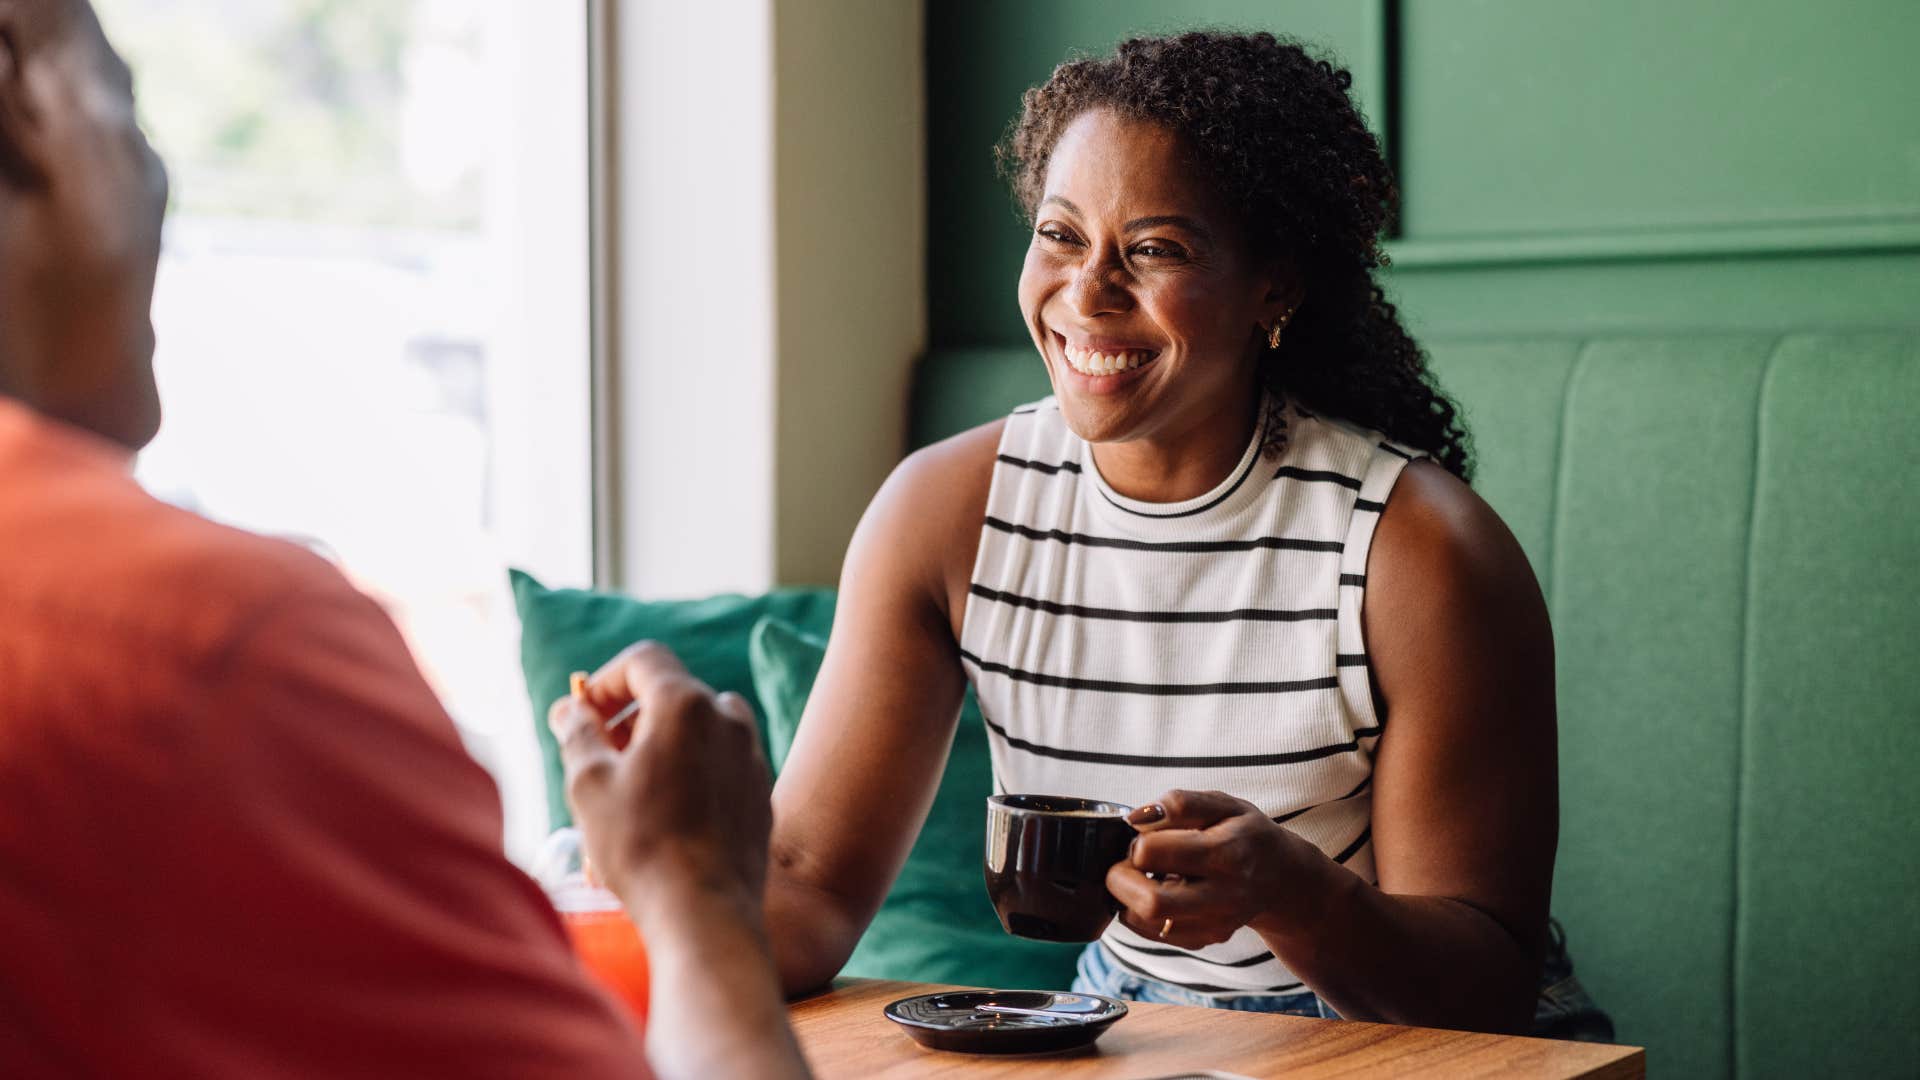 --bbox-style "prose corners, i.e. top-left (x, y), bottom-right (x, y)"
top-left (1370, 460), bottom-right (1537, 603)
top-left (890, 418), bottom-right (1005, 516)
top-left (844, 418), bottom-right (1006, 623)
top-left (1365, 458), bottom-right (1553, 728)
